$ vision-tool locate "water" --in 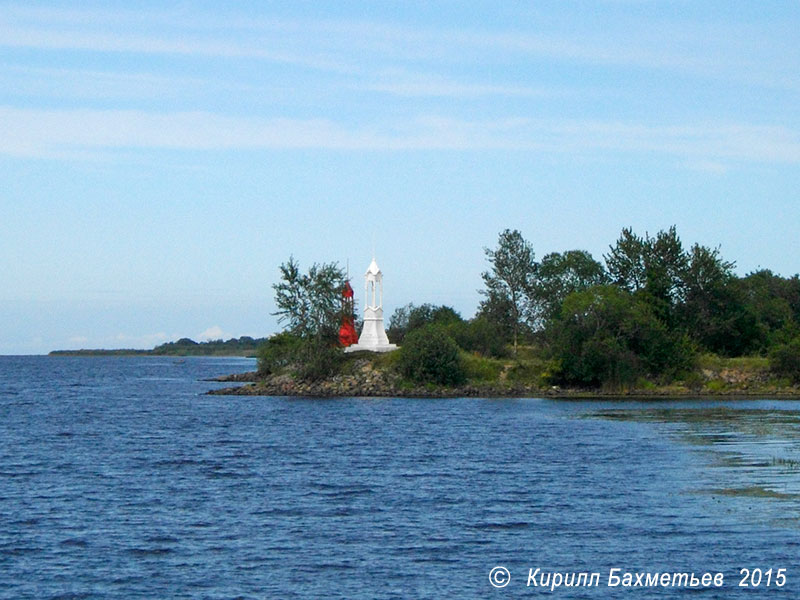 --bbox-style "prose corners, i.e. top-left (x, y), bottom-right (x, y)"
top-left (1, 356), bottom-right (799, 598)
